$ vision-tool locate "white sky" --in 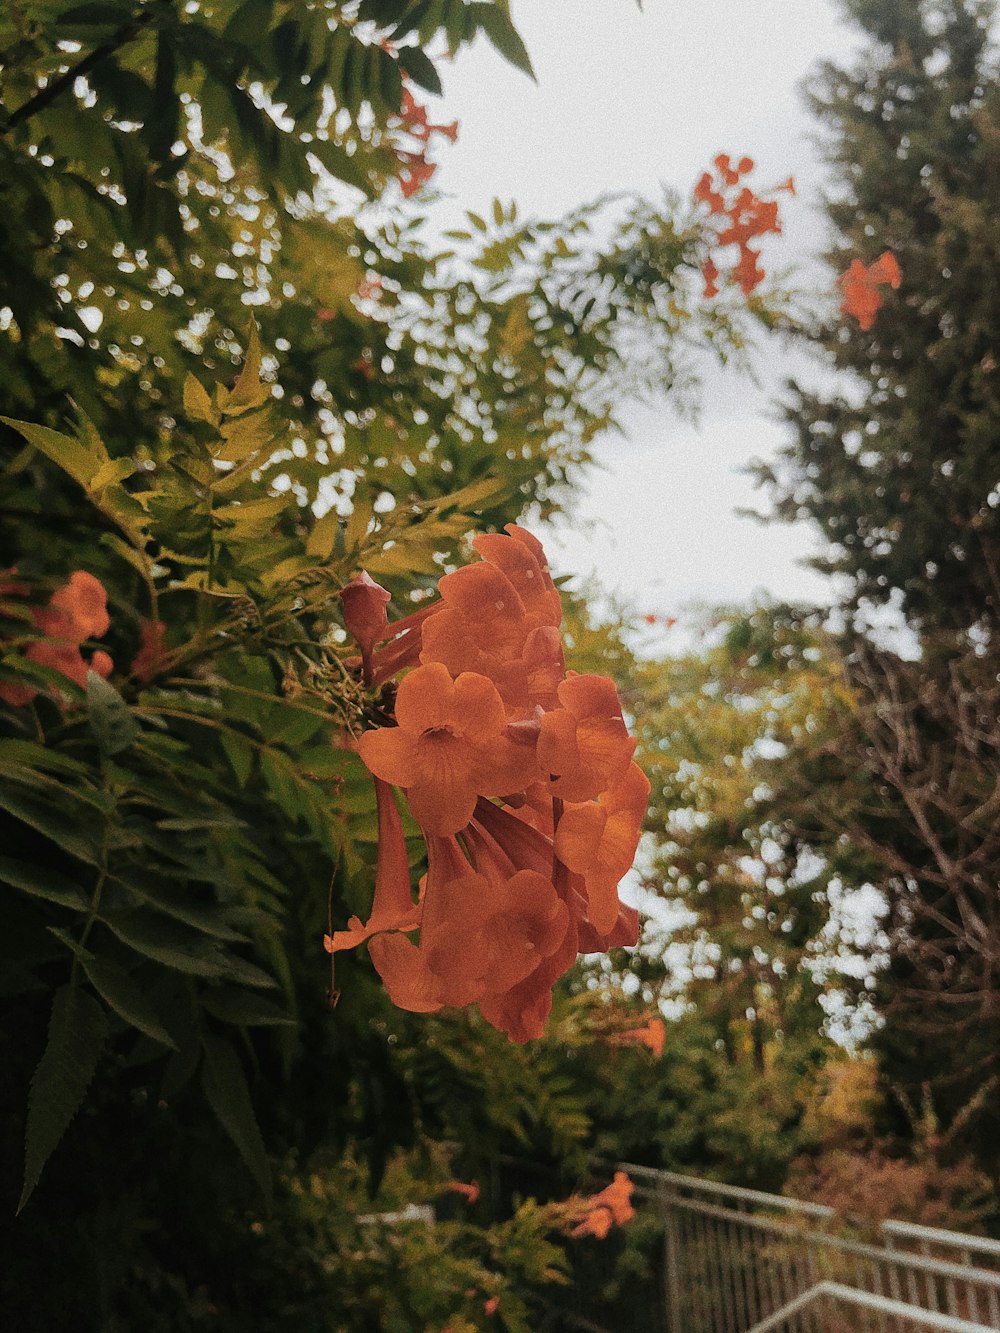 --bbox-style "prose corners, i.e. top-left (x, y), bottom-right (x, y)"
top-left (427, 0), bottom-right (861, 632)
